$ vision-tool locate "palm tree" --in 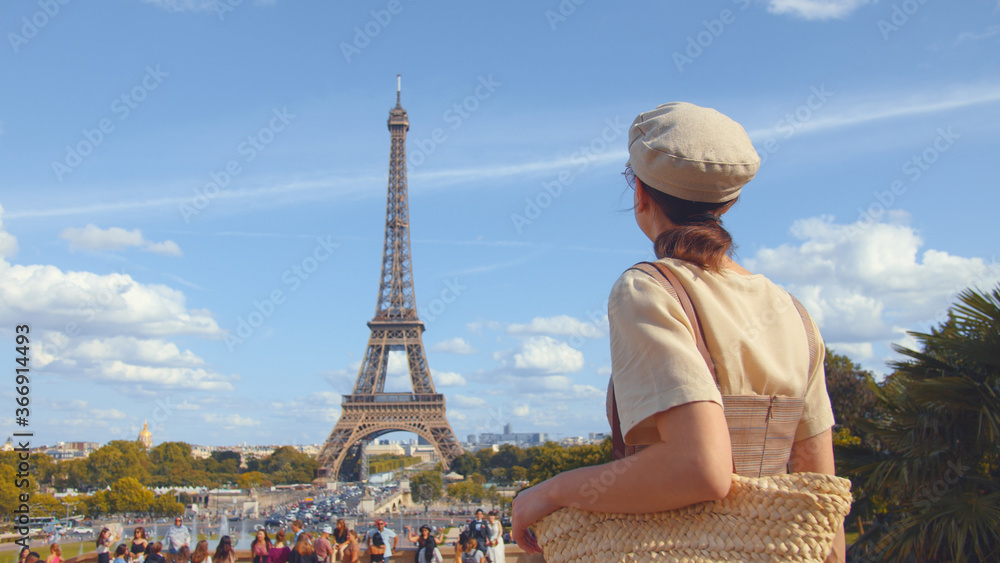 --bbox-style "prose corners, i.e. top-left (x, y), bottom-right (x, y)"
top-left (848, 286), bottom-right (1000, 562)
